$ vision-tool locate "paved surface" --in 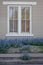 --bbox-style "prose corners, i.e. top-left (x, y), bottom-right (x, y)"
top-left (0, 53), bottom-right (43, 65)
top-left (0, 63), bottom-right (43, 65)
top-left (0, 53), bottom-right (43, 57)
